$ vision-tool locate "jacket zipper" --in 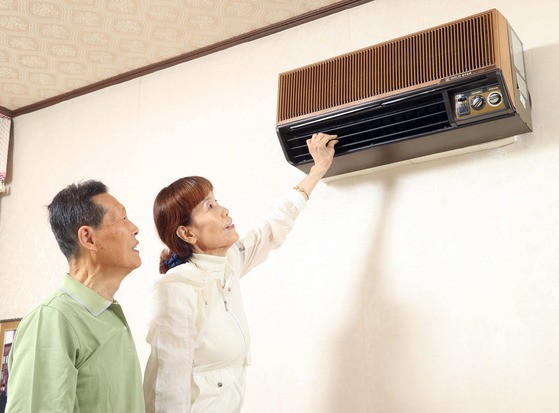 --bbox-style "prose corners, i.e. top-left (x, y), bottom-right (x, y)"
top-left (220, 289), bottom-right (248, 359)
